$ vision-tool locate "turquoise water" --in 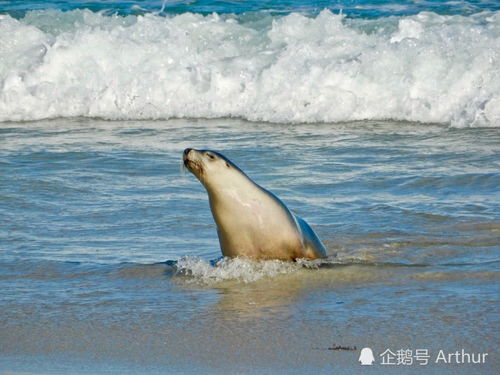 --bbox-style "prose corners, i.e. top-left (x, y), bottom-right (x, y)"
top-left (2, 0), bottom-right (500, 17)
top-left (1, 1), bottom-right (500, 374)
